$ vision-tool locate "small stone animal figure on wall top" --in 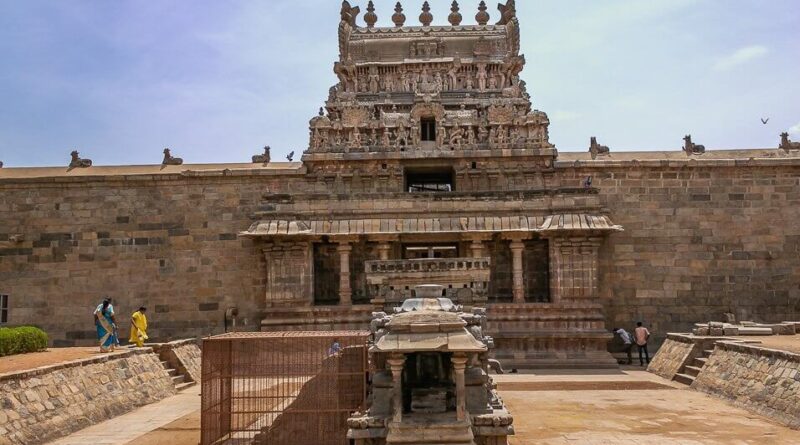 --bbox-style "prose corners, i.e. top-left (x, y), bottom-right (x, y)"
top-left (780, 132), bottom-right (800, 151)
top-left (69, 151), bottom-right (92, 168)
top-left (252, 146), bottom-right (271, 163)
top-left (683, 135), bottom-right (705, 155)
top-left (162, 148), bottom-right (183, 165)
top-left (589, 136), bottom-right (610, 159)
